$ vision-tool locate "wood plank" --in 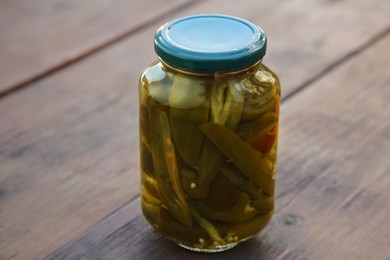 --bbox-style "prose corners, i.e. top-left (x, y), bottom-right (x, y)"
top-left (0, 0), bottom-right (389, 258)
top-left (0, 0), bottom-right (193, 95)
top-left (48, 32), bottom-right (390, 260)
top-left (1, 0), bottom-right (389, 97)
